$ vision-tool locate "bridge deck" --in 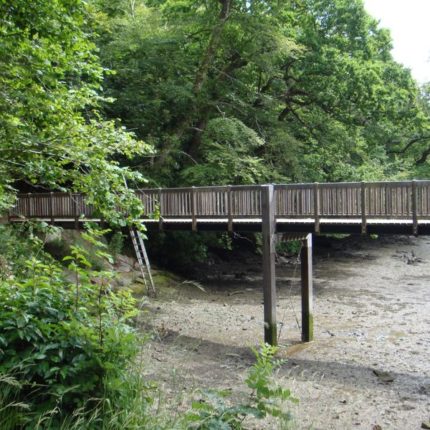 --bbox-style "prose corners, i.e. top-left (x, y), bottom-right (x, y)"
top-left (7, 180), bottom-right (430, 234)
